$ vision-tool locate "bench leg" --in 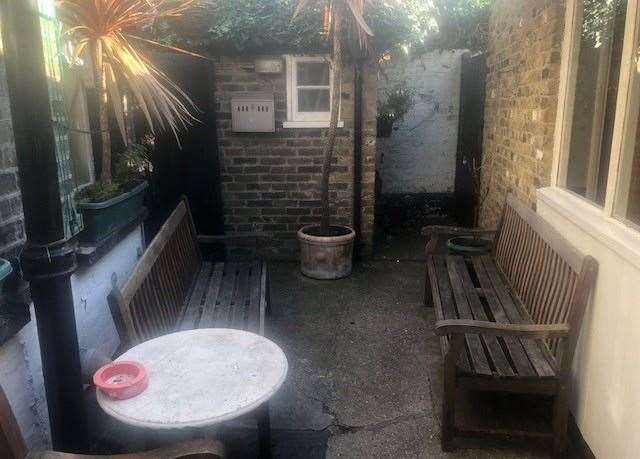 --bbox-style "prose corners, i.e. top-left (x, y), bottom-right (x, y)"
top-left (441, 335), bottom-right (463, 452)
top-left (552, 383), bottom-right (570, 458)
top-left (257, 402), bottom-right (272, 459)
top-left (424, 272), bottom-right (434, 308)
